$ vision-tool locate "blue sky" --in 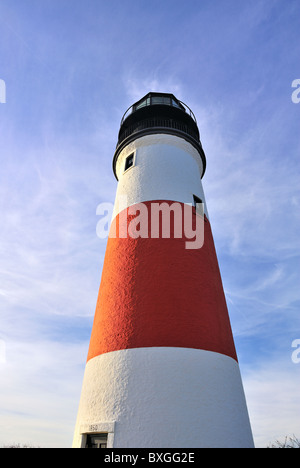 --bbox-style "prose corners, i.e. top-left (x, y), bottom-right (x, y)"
top-left (0, 0), bottom-right (299, 448)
